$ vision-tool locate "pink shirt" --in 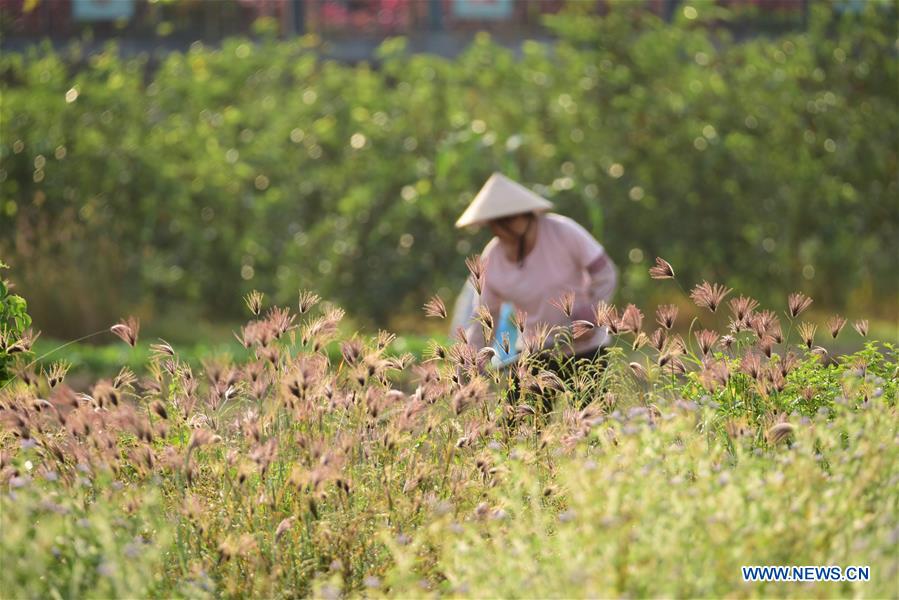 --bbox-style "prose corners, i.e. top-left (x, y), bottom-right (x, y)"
top-left (475, 213), bottom-right (617, 355)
